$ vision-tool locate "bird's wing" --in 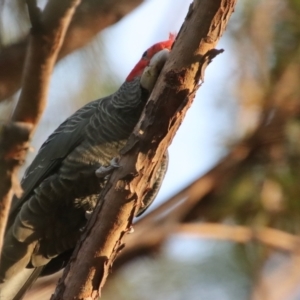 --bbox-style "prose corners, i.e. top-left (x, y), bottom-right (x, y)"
top-left (9, 99), bottom-right (100, 220)
top-left (136, 151), bottom-right (169, 217)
